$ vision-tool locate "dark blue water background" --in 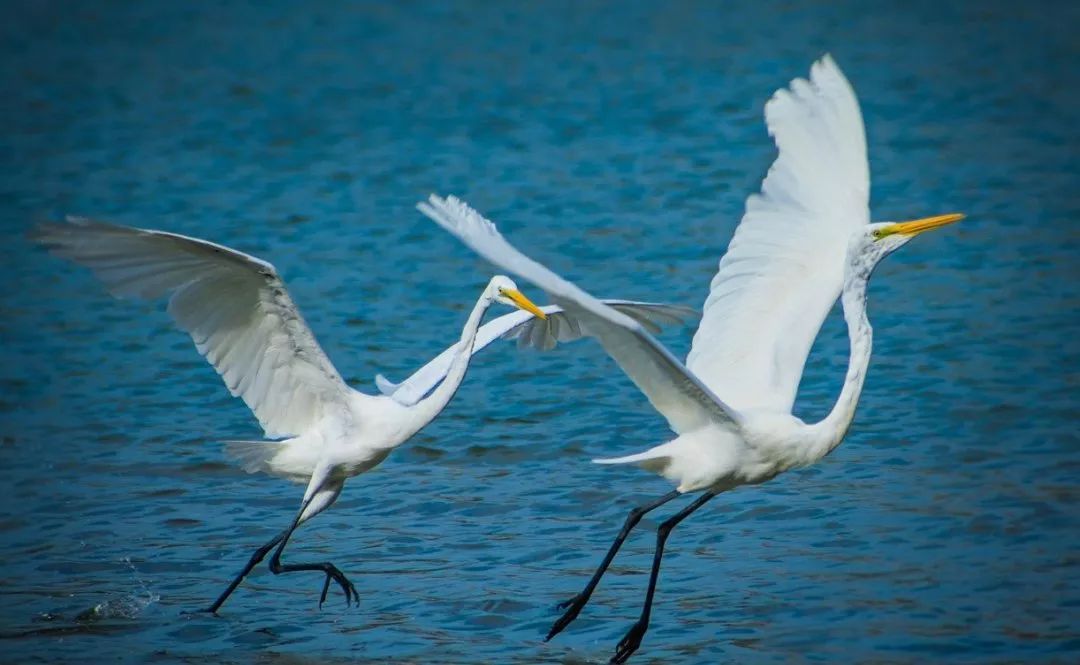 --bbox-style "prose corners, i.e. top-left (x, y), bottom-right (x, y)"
top-left (1, 1), bottom-right (1077, 663)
